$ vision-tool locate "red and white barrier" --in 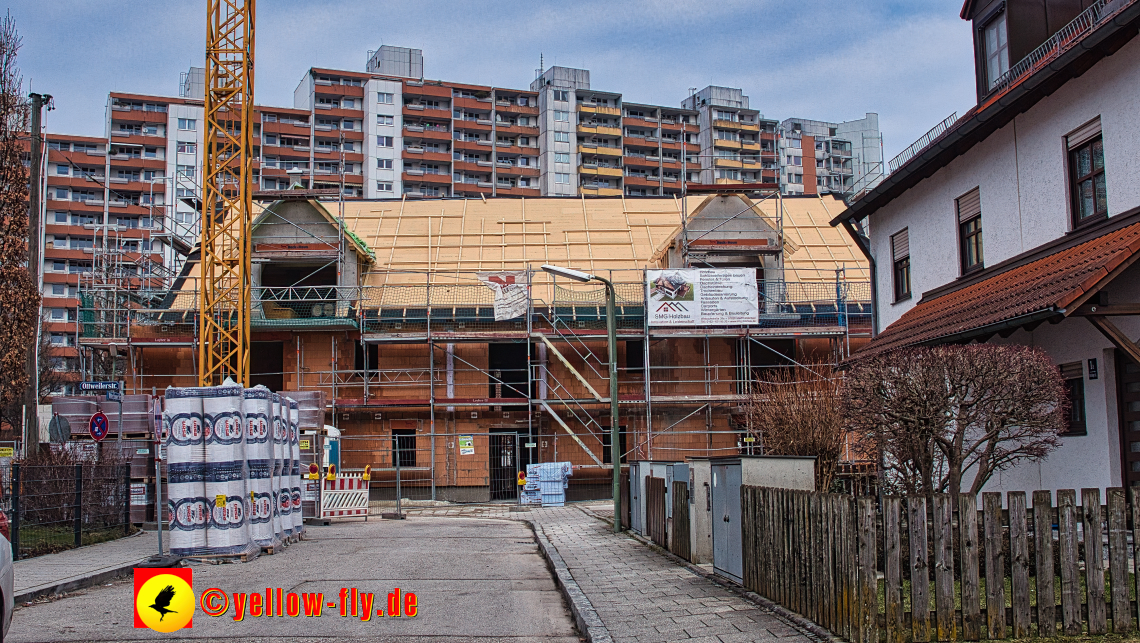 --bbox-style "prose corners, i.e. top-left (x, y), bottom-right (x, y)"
top-left (320, 473), bottom-right (369, 519)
